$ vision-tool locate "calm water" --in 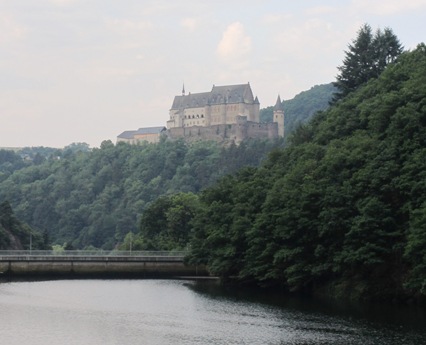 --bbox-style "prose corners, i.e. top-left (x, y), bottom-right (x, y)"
top-left (0, 279), bottom-right (425, 345)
